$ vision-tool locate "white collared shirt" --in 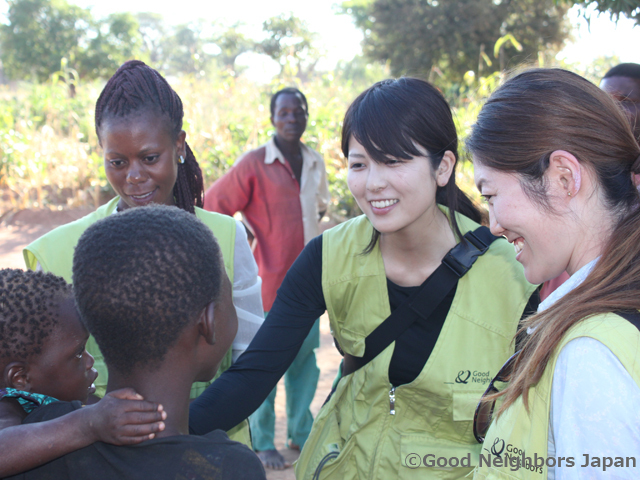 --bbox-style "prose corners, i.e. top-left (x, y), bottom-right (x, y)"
top-left (542, 258), bottom-right (640, 480)
top-left (238, 137), bottom-right (330, 245)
